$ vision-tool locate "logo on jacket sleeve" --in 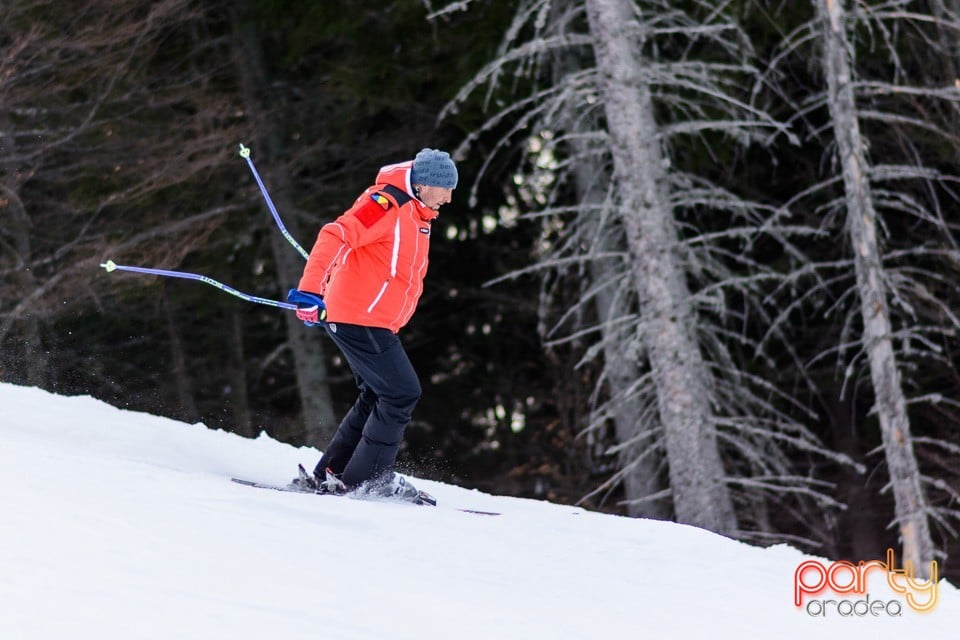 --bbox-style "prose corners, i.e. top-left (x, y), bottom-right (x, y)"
top-left (419, 227), bottom-right (430, 235)
top-left (371, 193), bottom-right (391, 209)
